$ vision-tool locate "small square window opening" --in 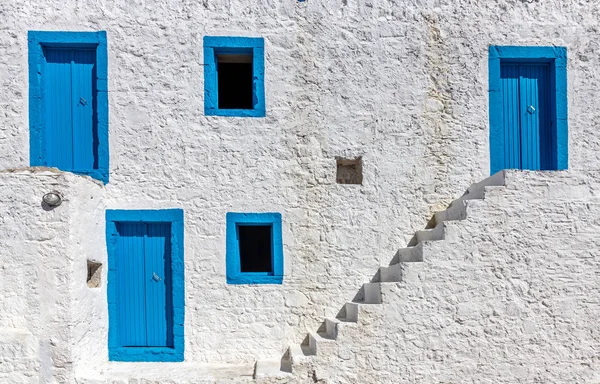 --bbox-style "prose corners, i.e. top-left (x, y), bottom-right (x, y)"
top-left (226, 212), bottom-right (283, 284)
top-left (238, 225), bottom-right (272, 272)
top-left (217, 53), bottom-right (254, 110)
top-left (336, 157), bottom-right (363, 185)
top-left (204, 36), bottom-right (265, 117)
